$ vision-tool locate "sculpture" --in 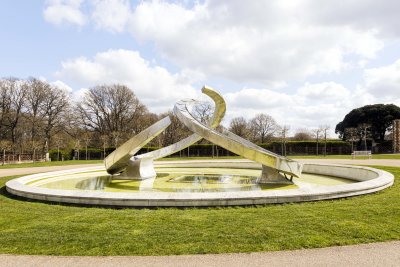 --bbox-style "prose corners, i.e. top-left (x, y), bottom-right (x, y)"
top-left (104, 86), bottom-right (302, 184)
